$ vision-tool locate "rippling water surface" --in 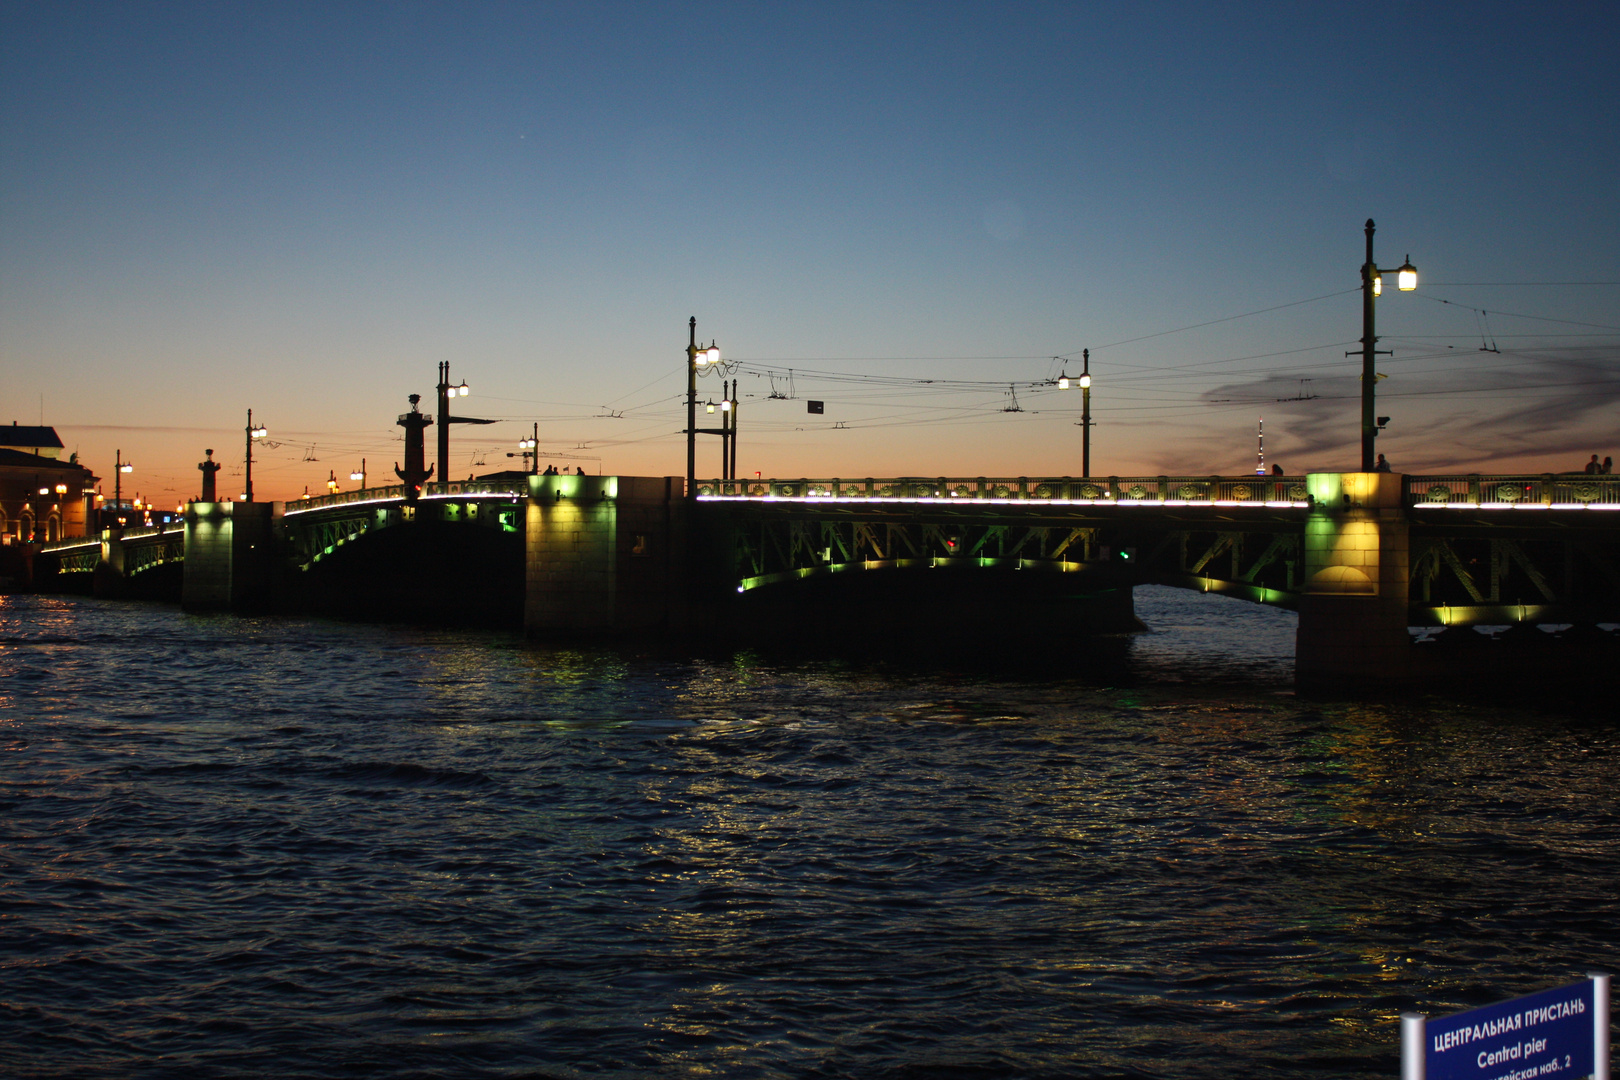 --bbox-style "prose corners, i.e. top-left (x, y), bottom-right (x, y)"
top-left (2, 589), bottom-right (1615, 1079)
